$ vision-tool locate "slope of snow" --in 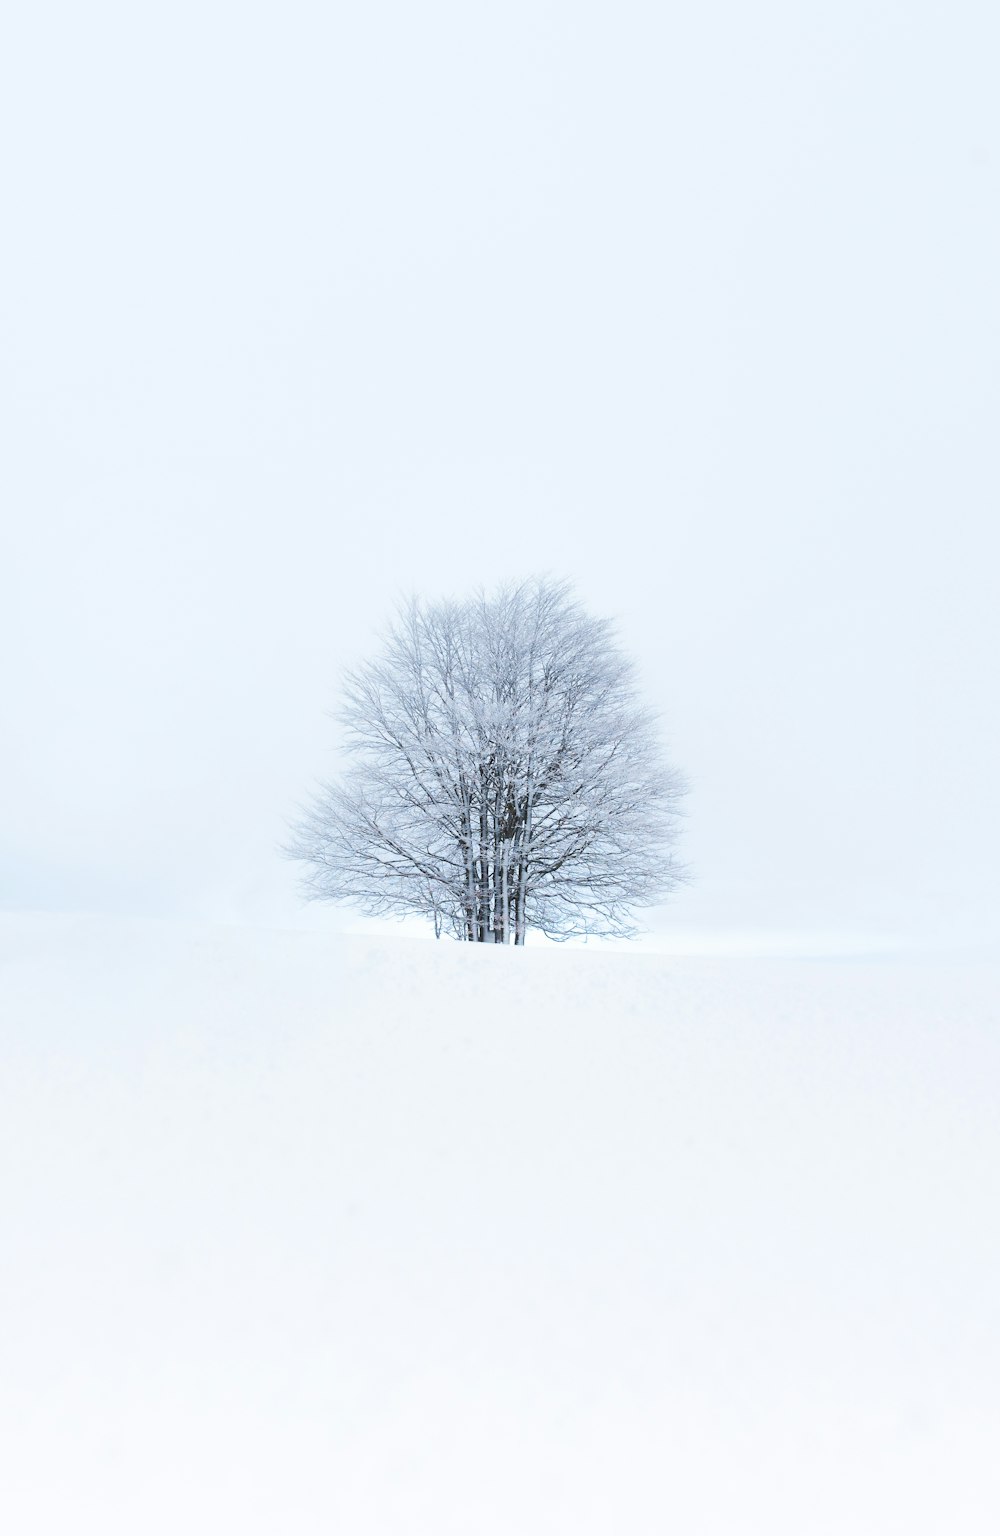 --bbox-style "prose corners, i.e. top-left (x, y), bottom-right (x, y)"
top-left (2, 913), bottom-right (998, 1534)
